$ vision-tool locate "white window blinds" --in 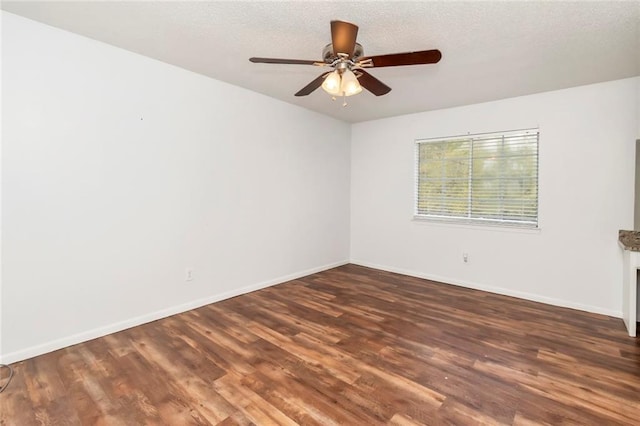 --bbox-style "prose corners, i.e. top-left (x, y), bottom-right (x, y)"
top-left (415, 129), bottom-right (539, 227)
